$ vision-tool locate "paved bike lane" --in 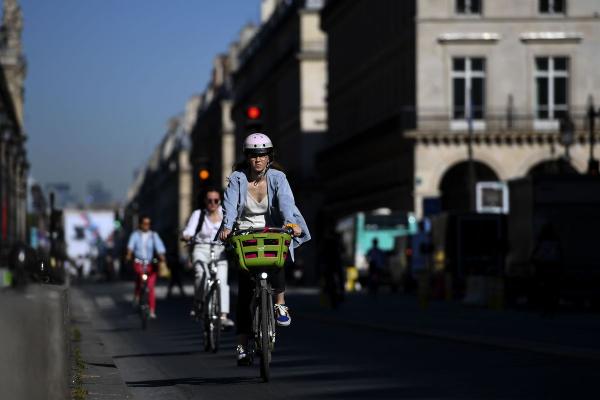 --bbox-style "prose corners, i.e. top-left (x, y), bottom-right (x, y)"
top-left (294, 289), bottom-right (600, 361)
top-left (75, 282), bottom-right (600, 399)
